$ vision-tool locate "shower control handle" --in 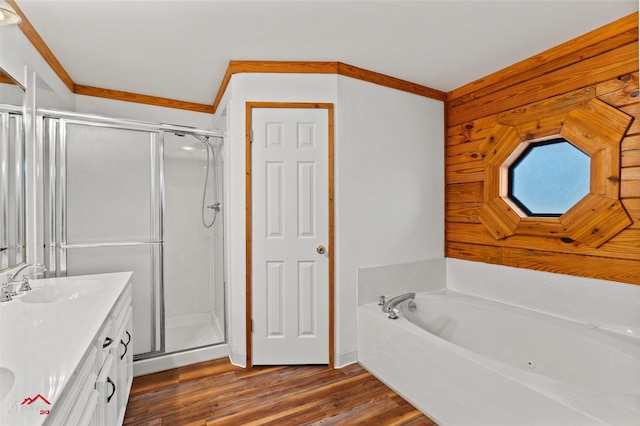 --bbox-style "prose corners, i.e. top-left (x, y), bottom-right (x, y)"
top-left (316, 245), bottom-right (326, 255)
